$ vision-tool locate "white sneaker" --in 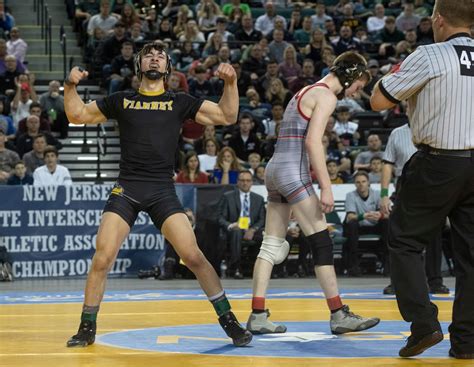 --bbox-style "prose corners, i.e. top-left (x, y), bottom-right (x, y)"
top-left (330, 305), bottom-right (380, 334)
top-left (247, 309), bottom-right (287, 334)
